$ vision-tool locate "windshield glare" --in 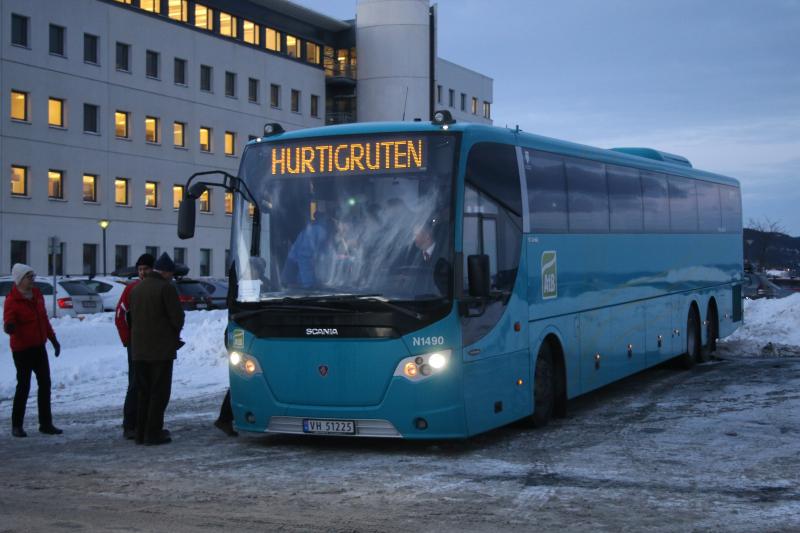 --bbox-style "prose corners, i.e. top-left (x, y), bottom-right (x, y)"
top-left (233, 133), bottom-right (456, 303)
